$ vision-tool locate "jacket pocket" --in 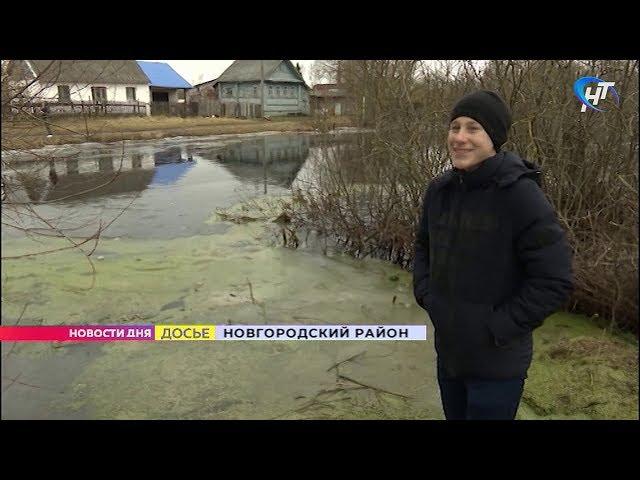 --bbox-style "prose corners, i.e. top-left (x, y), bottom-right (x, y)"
top-left (484, 306), bottom-right (528, 348)
top-left (486, 306), bottom-right (513, 350)
top-left (453, 300), bottom-right (494, 350)
top-left (423, 292), bottom-right (441, 331)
